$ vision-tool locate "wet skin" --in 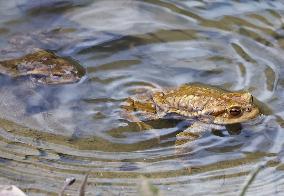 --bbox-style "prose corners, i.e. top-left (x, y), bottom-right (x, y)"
top-left (122, 84), bottom-right (260, 146)
top-left (0, 50), bottom-right (84, 85)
